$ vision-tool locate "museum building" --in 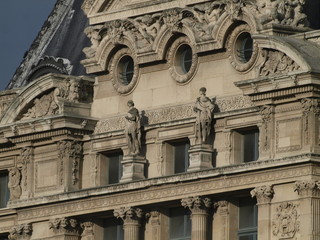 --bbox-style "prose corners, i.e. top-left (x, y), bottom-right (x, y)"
top-left (1, 0), bottom-right (320, 239)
